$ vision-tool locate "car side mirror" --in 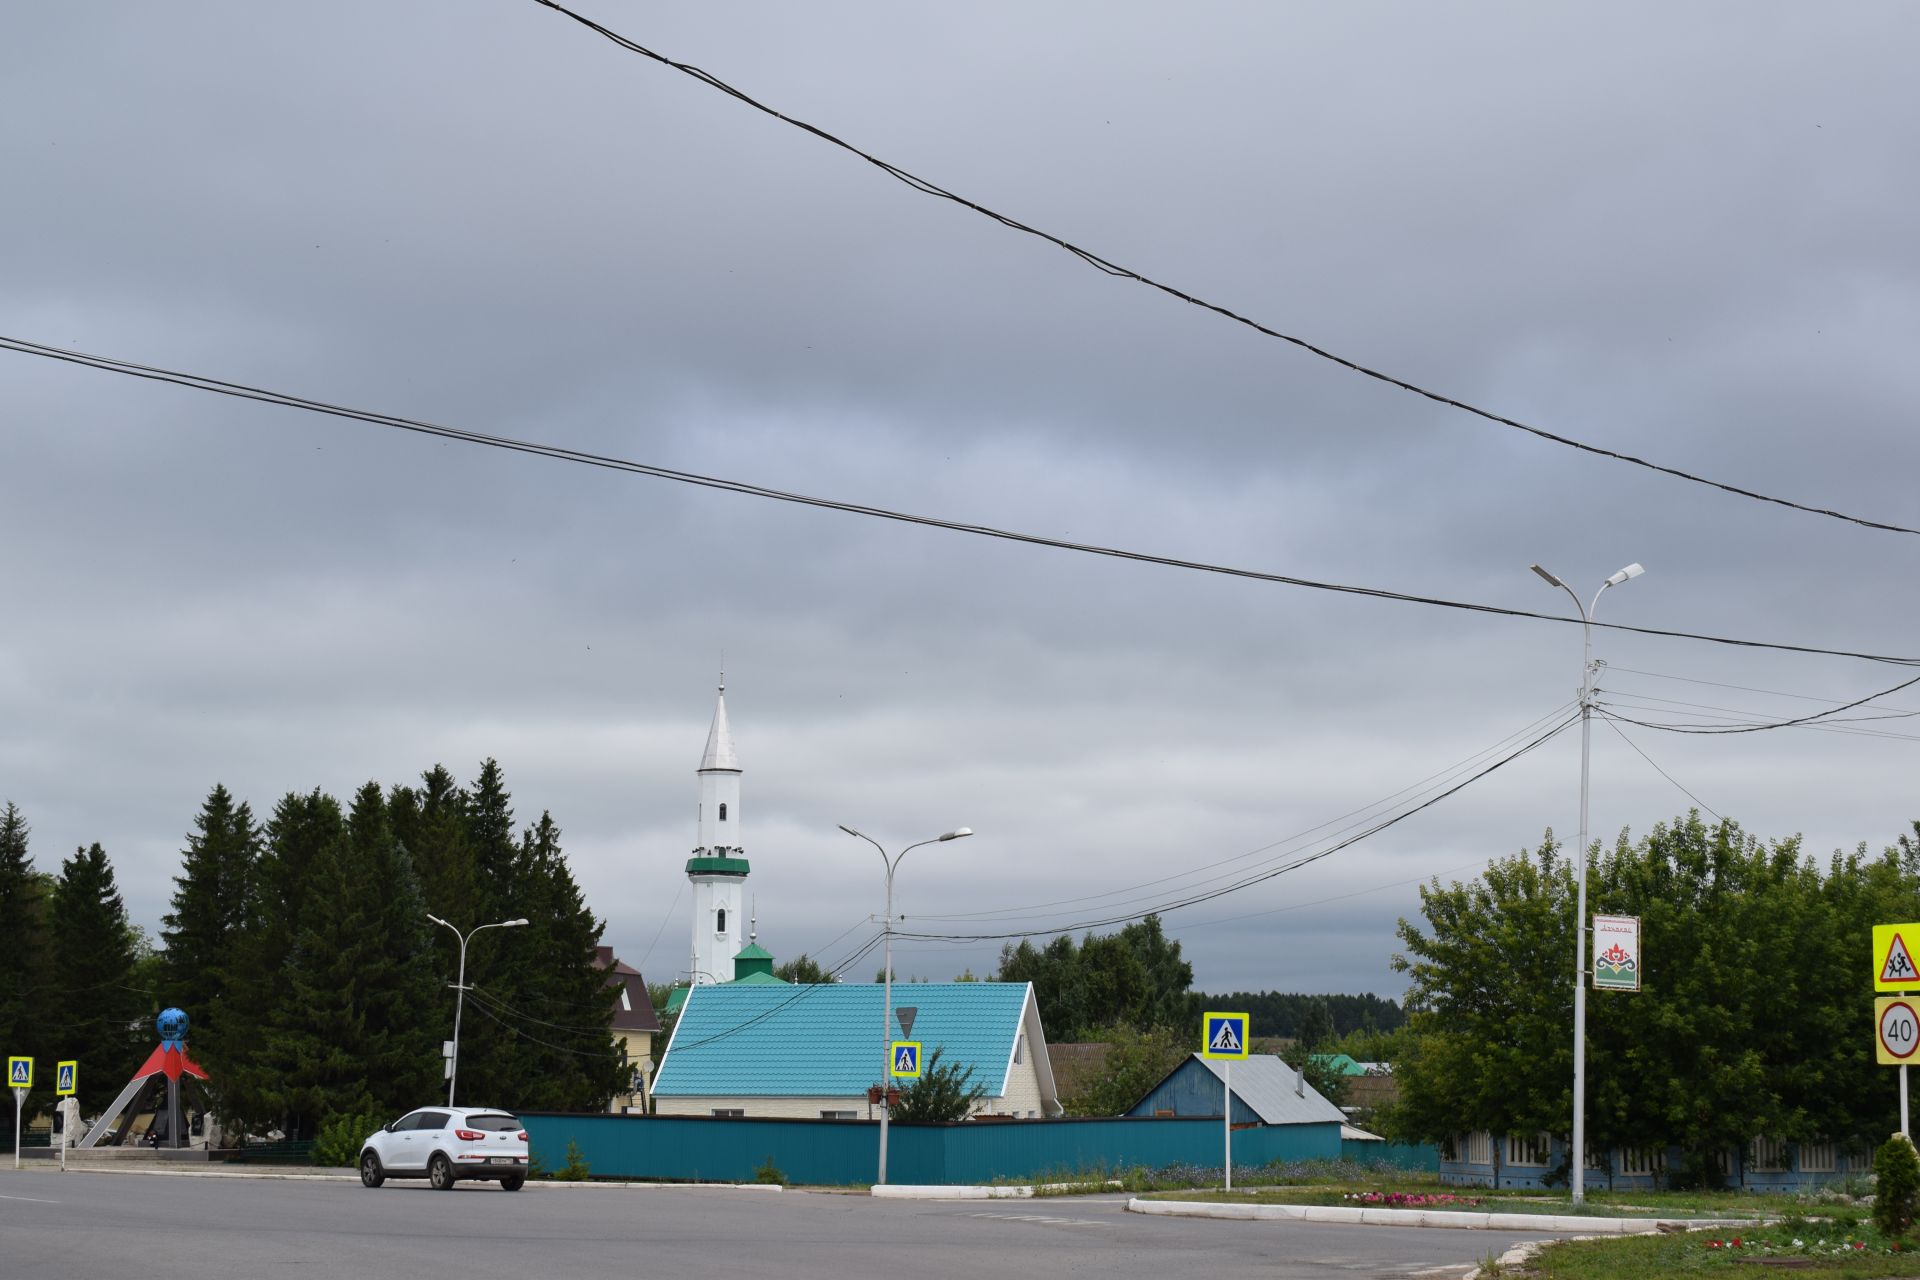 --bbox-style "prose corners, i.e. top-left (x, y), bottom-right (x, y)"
top-left (384, 1121), bottom-right (396, 1133)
